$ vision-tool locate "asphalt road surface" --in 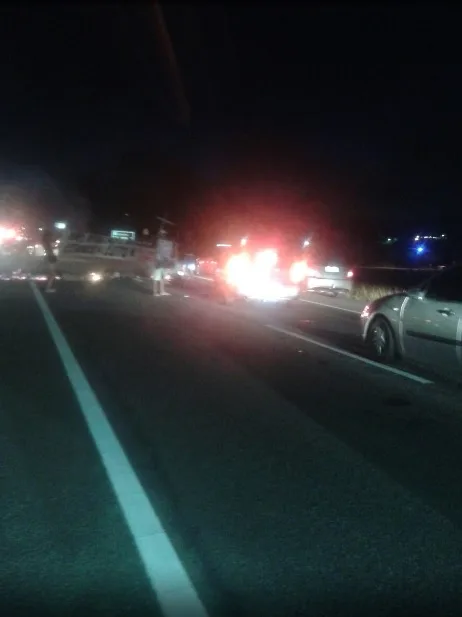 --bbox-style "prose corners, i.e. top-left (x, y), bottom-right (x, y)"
top-left (2, 274), bottom-right (462, 617)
